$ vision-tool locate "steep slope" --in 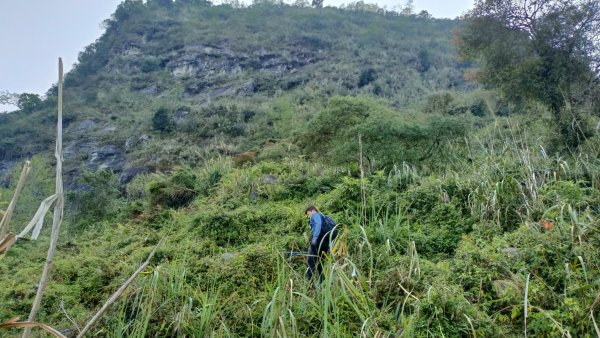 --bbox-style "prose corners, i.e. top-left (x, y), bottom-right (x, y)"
top-left (1, 2), bottom-right (599, 337)
top-left (0, 1), bottom-right (470, 186)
